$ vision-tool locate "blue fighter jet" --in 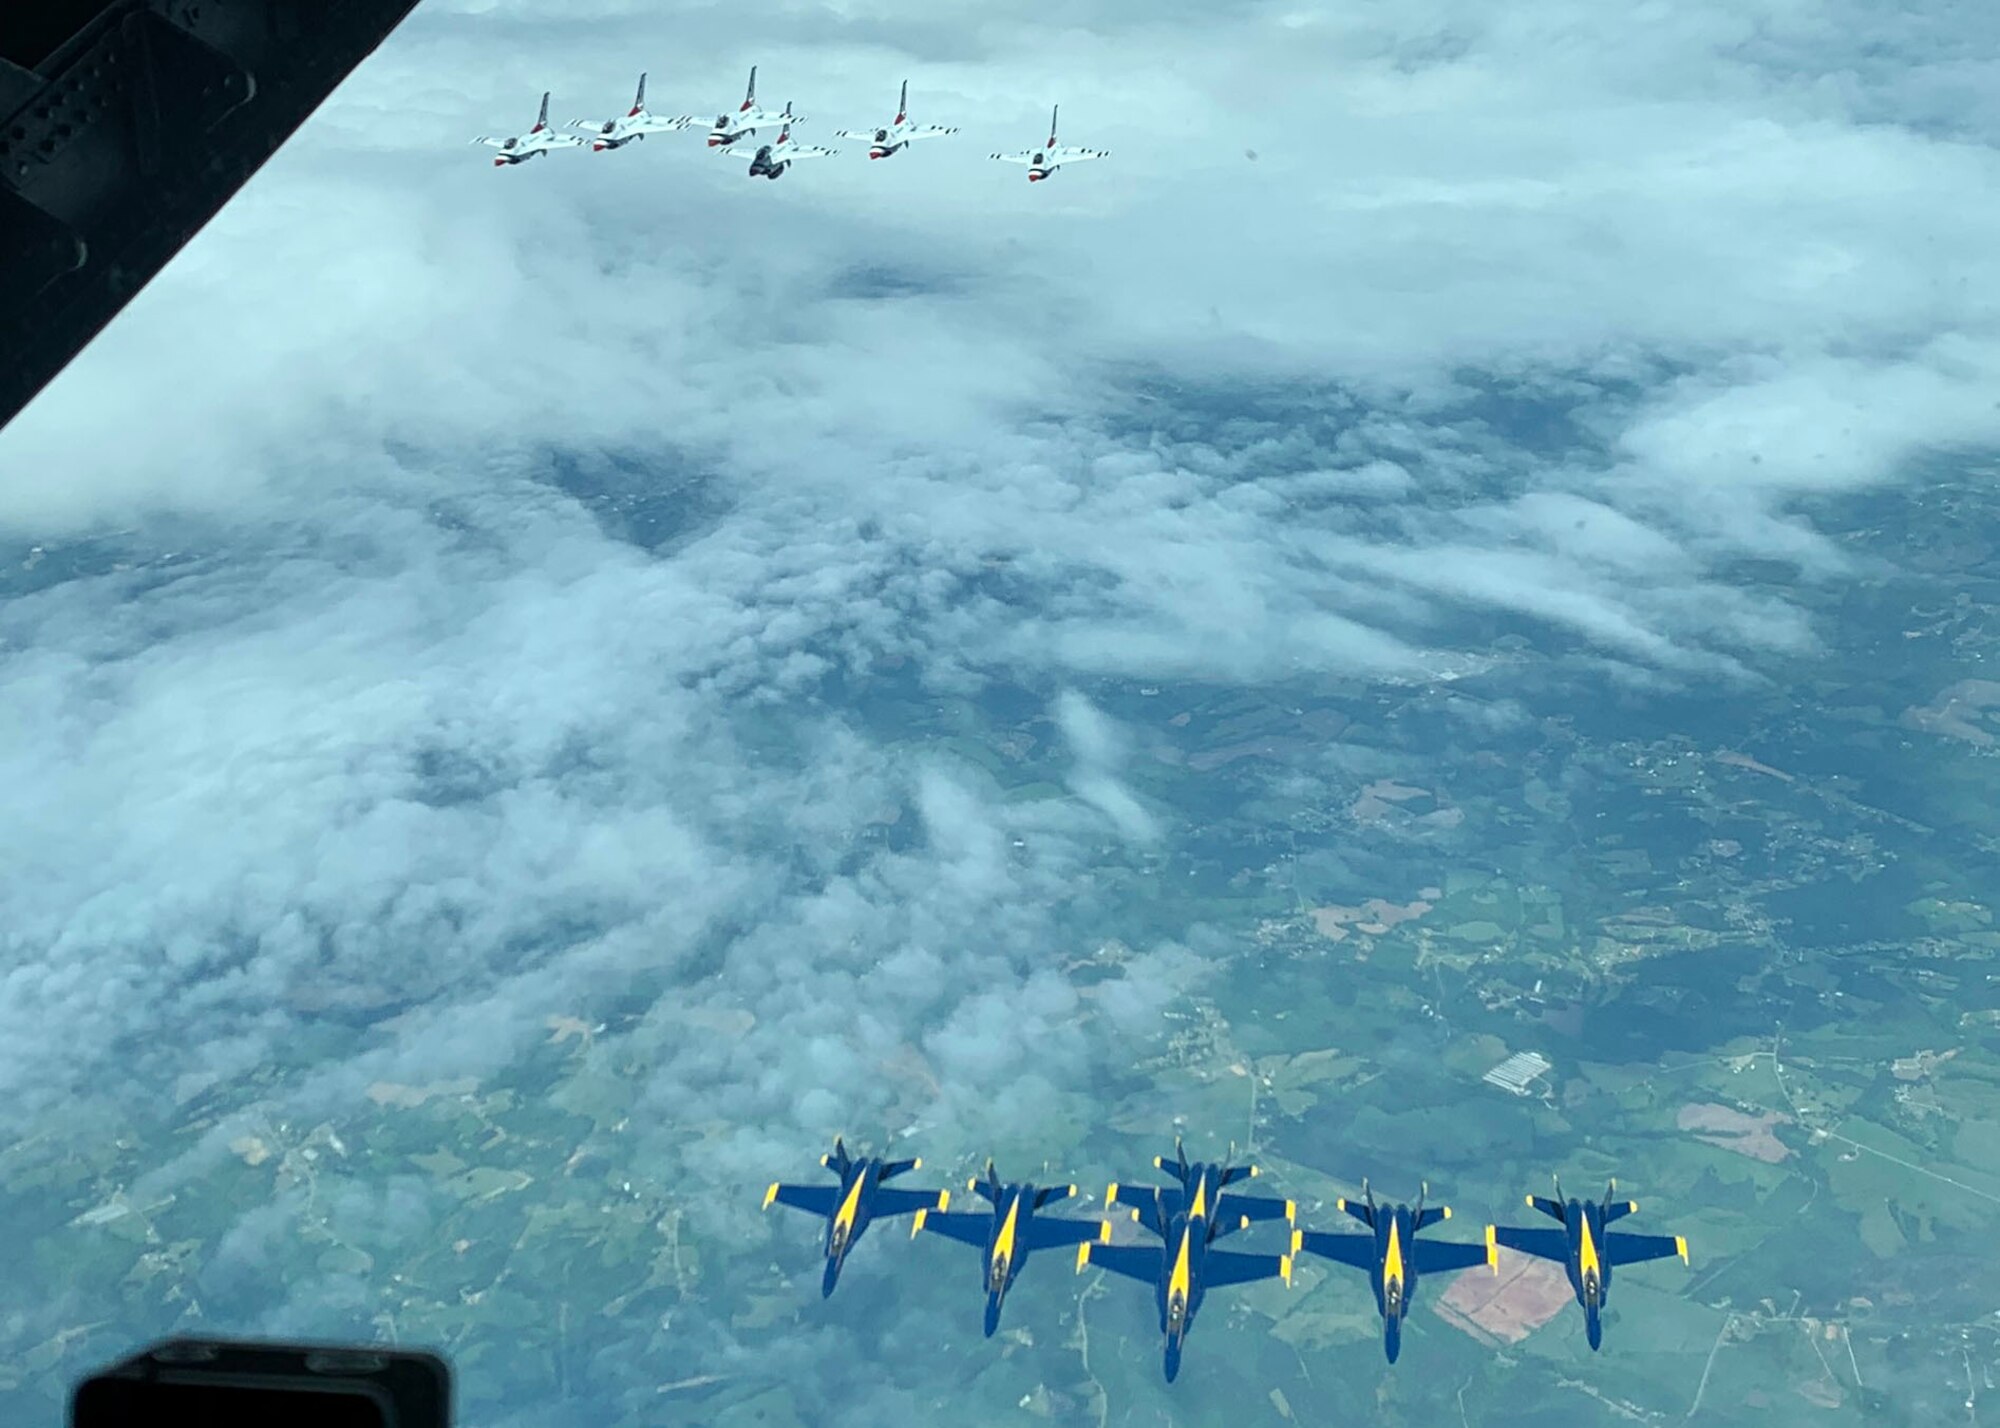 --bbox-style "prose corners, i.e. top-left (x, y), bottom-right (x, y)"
top-left (1296, 1179), bottom-right (1492, 1363)
top-left (1486, 1176), bottom-right (1689, 1349)
top-left (763, 1137), bottom-right (944, 1297)
top-left (911, 1159), bottom-right (1111, 1336)
top-left (1080, 1137), bottom-right (1297, 1382)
